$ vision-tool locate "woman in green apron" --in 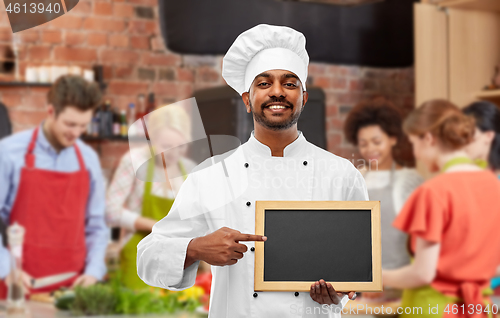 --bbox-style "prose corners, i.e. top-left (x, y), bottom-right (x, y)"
top-left (382, 99), bottom-right (500, 318)
top-left (120, 159), bottom-right (187, 289)
top-left (106, 105), bottom-right (195, 290)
